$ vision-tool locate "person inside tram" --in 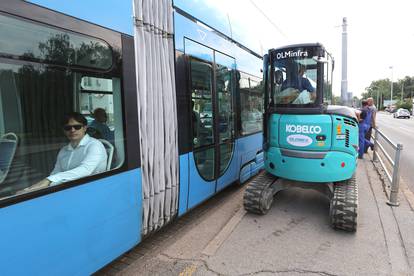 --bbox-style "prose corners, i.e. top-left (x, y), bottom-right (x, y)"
top-left (88, 108), bottom-right (114, 143)
top-left (24, 112), bottom-right (108, 190)
top-left (192, 100), bottom-right (201, 144)
top-left (280, 64), bottom-right (315, 104)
